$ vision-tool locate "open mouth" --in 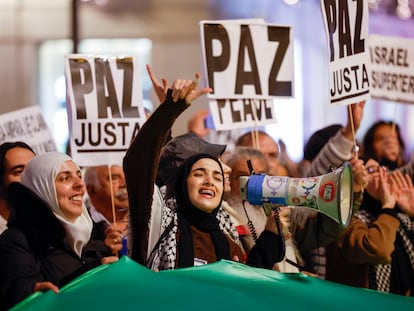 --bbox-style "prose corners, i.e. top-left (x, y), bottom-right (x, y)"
top-left (199, 189), bottom-right (215, 198)
top-left (70, 194), bottom-right (83, 204)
